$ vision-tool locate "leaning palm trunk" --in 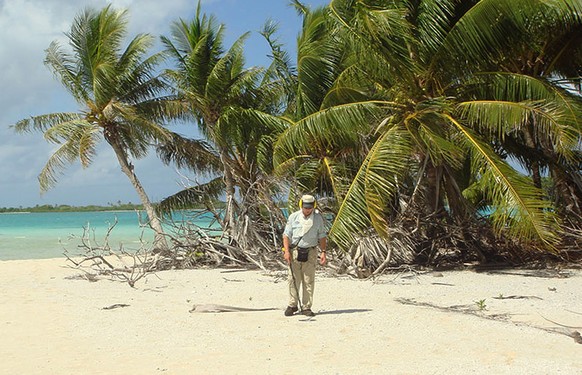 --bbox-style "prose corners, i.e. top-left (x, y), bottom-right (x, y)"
top-left (108, 137), bottom-right (168, 249)
top-left (220, 150), bottom-right (237, 236)
top-left (13, 5), bottom-right (172, 253)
